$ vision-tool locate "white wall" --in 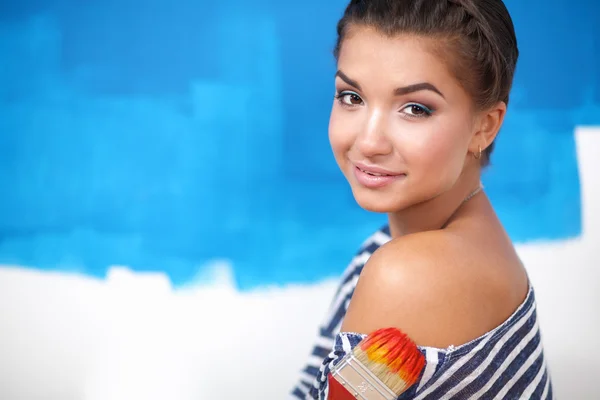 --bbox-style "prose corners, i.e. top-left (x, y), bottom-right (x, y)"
top-left (0, 127), bottom-right (598, 400)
